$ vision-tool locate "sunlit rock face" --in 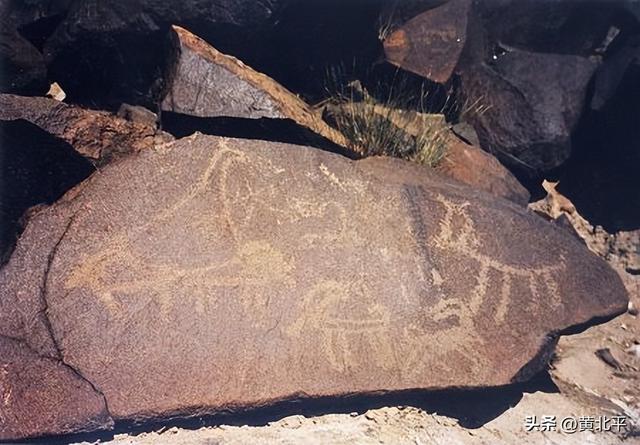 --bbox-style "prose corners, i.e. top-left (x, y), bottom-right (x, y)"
top-left (0, 134), bottom-right (627, 440)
